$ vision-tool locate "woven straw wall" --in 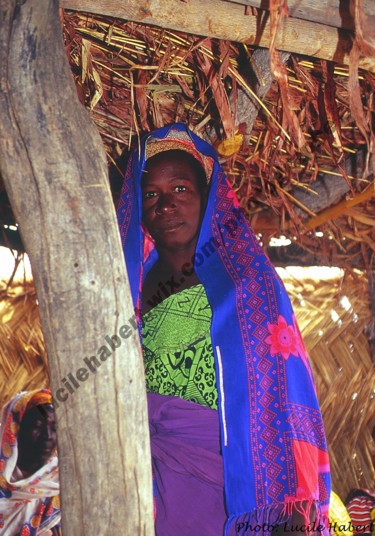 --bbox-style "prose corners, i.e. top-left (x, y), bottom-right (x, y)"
top-left (281, 269), bottom-right (374, 500)
top-left (0, 282), bottom-right (50, 404)
top-left (0, 270), bottom-right (373, 501)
